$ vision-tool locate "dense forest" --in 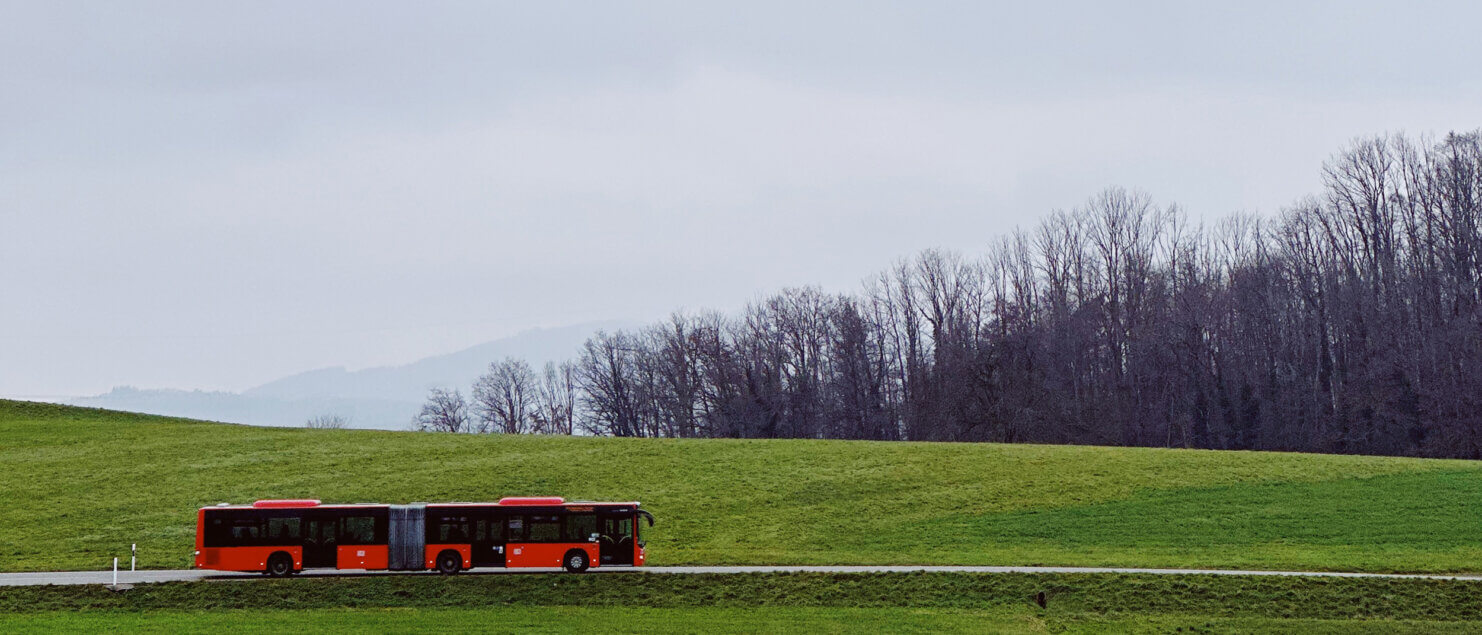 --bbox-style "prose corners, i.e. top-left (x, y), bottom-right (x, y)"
top-left (419, 131), bottom-right (1482, 459)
